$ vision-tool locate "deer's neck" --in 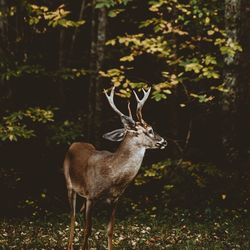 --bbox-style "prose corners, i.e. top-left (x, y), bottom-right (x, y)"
top-left (113, 133), bottom-right (146, 173)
